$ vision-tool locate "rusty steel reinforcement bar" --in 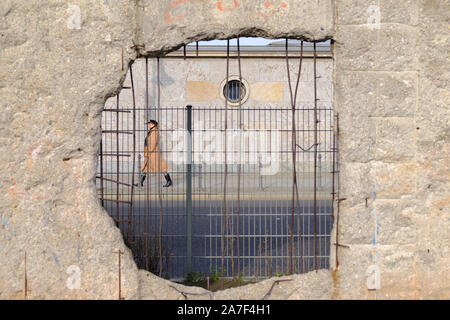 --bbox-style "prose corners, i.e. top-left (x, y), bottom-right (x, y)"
top-left (145, 57), bottom-right (150, 271)
top-left (335, 113), bottom-right (341, 269)
top-left (101, 130), bottom-right (133, 134)
top-left (103, 109), bottom-right (131, 113)
top-left (285, 39), bottom-right (304, 275)
top-left (100, 153), bottom-right (130, 157)
top-left (313, 42), bottom-right (319, 272)
top-left (236, 36), bottom-right (242, 284)
top-left (99, 140), bottom-right (104, 207)
top-left (221, 39), bottom-right (230, 290)
top-left (157, 56), bottom-right (164, 278)
top-left (116, 94), bottom-right (120, 225)
top-left (96, 176), bottom-right (131, 187)
top-left (115, 250), bottom-right (124, 300)
top-left (186, 105), bottom-right (193, 274)
top-left (127, 64), bottom-right (137, 241)
top-left (99, 198), bottom-right (132, 204)
top-left (24, 251), bottom-right (28, 299)
top-left (331, 116), bottom-right (337, 225)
